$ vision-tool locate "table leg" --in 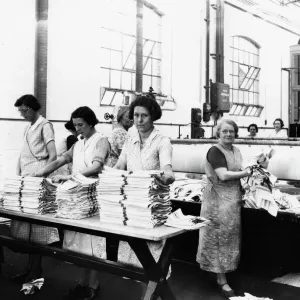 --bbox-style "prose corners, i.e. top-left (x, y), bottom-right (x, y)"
top-left (128, 238), bottom-right (176, 300)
